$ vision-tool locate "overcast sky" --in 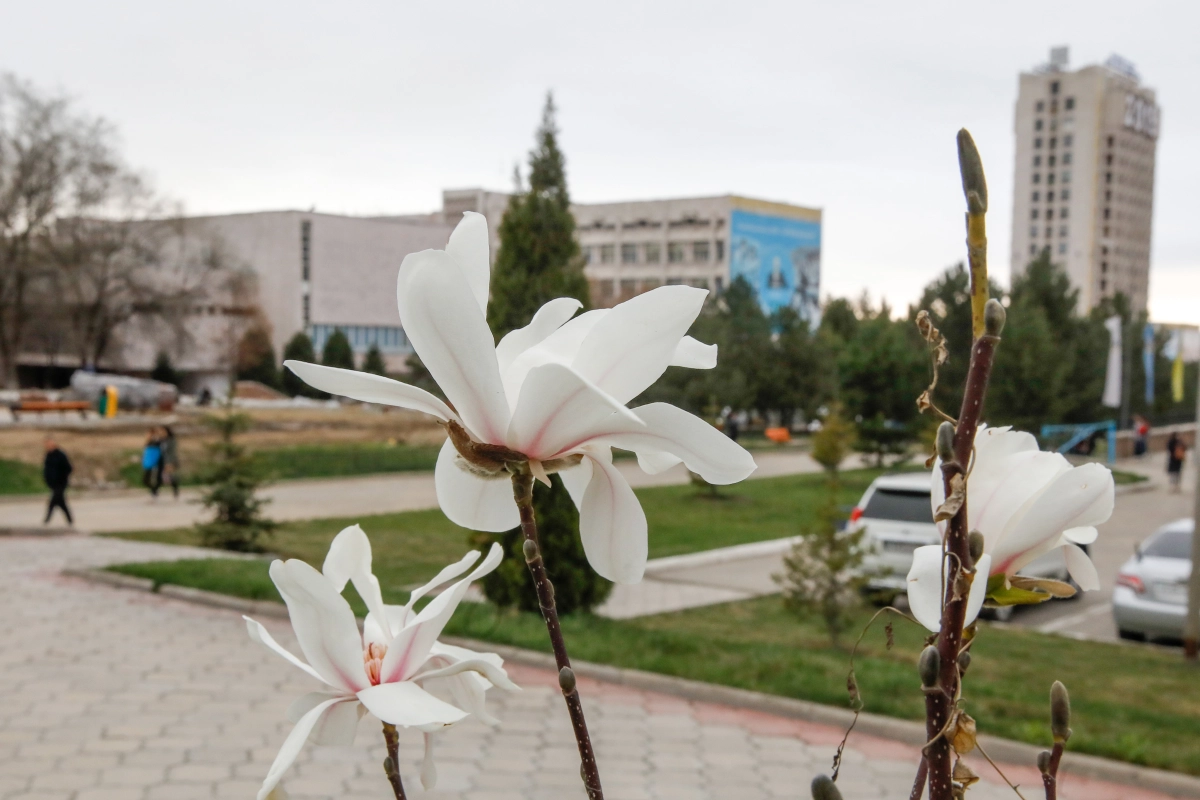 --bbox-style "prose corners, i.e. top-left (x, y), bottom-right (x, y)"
top-left (3, 0), bottom-right (1197, 321)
